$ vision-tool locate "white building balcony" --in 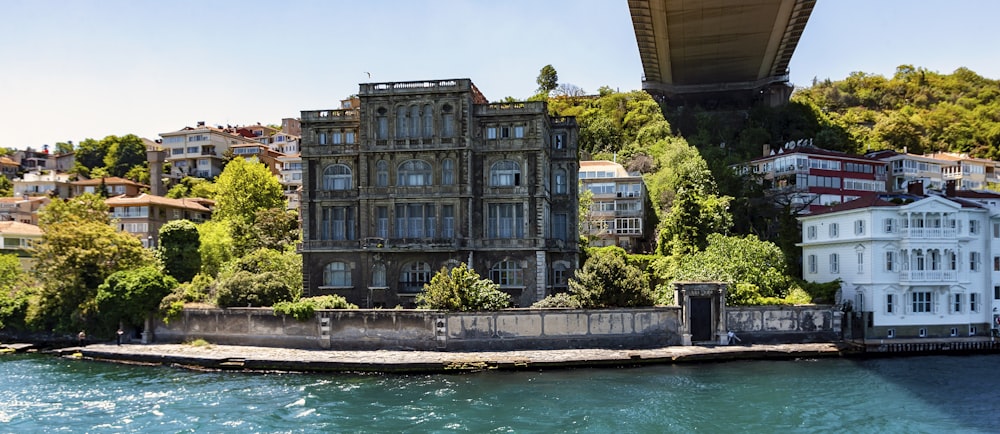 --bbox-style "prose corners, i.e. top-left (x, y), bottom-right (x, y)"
top-left (898, 270), bottom-right (957, 283)
top-left (900, 228), bottom-right (957, 238)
